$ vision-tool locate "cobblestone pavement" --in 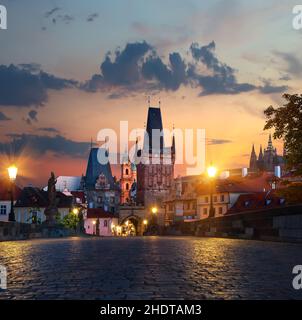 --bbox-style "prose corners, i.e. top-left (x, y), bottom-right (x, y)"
top-left (0, 236), bottom-right (301, 300)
